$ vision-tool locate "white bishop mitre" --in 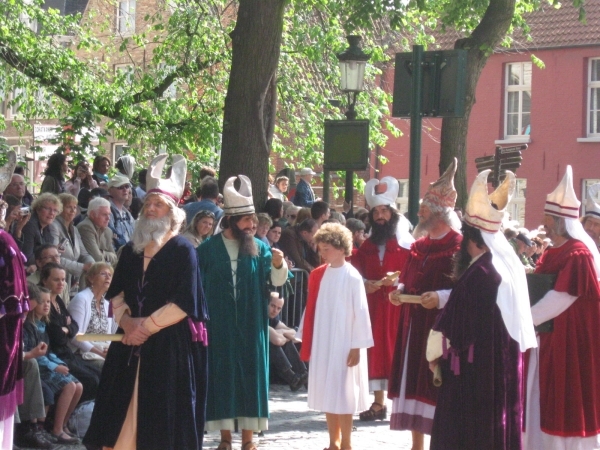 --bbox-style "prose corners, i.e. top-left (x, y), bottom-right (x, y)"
top-left (364, 176), bottom-right (399, 208)
top-left (544, 165), bottom-right (580, 219)
top-left (146, 154), bottom-right (187, 204)
top-left (585, 183), bottom-right (600, 219)
top-left (223, 175), bottom-right (255, 216)
top-left (464, 170), bottom-right (515, 233)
